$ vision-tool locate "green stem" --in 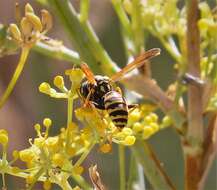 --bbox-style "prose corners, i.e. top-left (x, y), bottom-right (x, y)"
top-left (73, 140), bottom-right (95, 168)
top-left (71, 173), bottom-right (91, 190)
top-left (0, 47), bottom-right (30, 108)
top-left (111, 0), bottom-right (132, 39)
top-left (66, 97), bottom-right (73, 150)
top-left (132, 0), bottom-right (144, 54)
top-left (33, 41), bottom-right (81, 64)
top-left (131, 140), bottom-right (176, 190)
top-left (119, 145), bottom-right (126, 190)
top-left (80, 0), bottom-right (90, 23)
top-left (47, 0), bottom-right (118, 75)
top-left (27, 167), bottom-right (45, 190)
